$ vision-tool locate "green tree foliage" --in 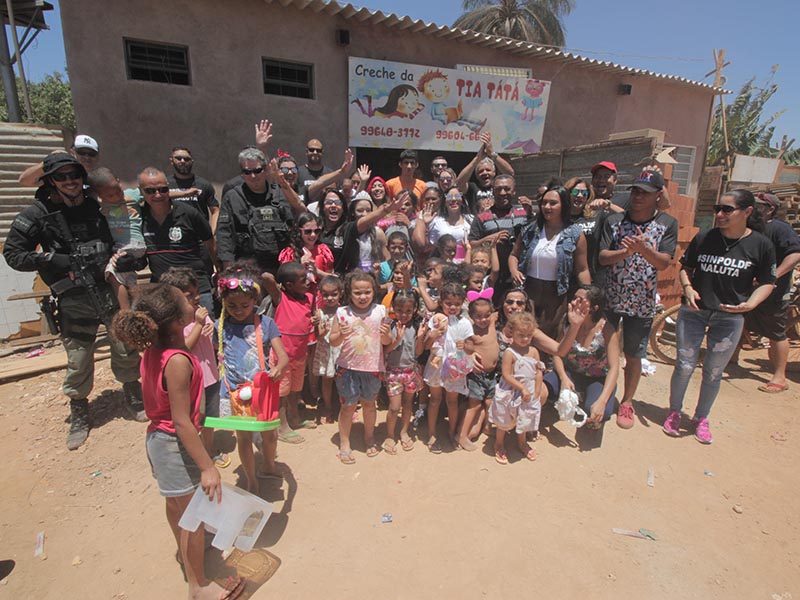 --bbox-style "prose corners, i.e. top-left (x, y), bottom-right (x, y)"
top-left (707, 66), bottom-right (797, 167)
top-left (453, 0), bottom-right (574, 47)
top-left (0, 71), bottom-right (75, 129)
